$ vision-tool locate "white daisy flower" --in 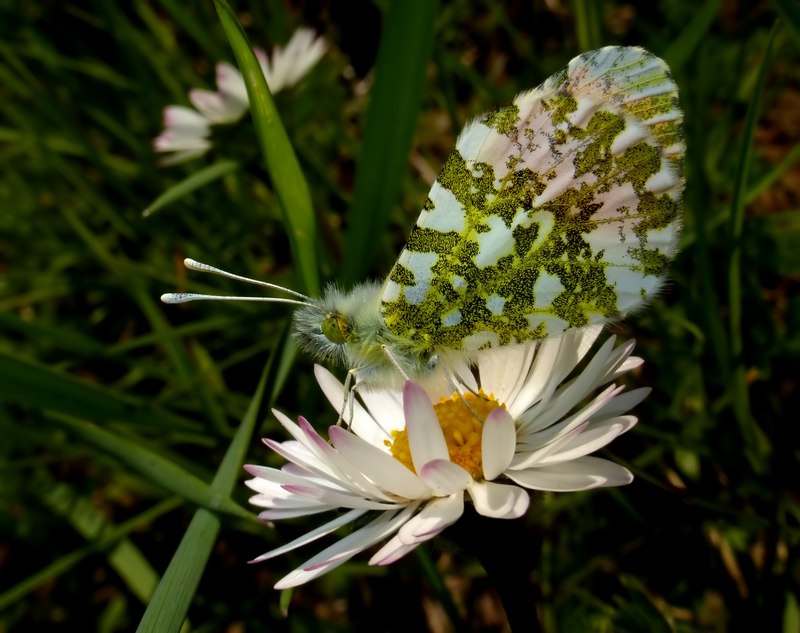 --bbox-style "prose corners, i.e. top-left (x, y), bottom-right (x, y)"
top-left (245, 326), bottom-right (648, 589)
top-left (154, 27), bottom-right (327, 165)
